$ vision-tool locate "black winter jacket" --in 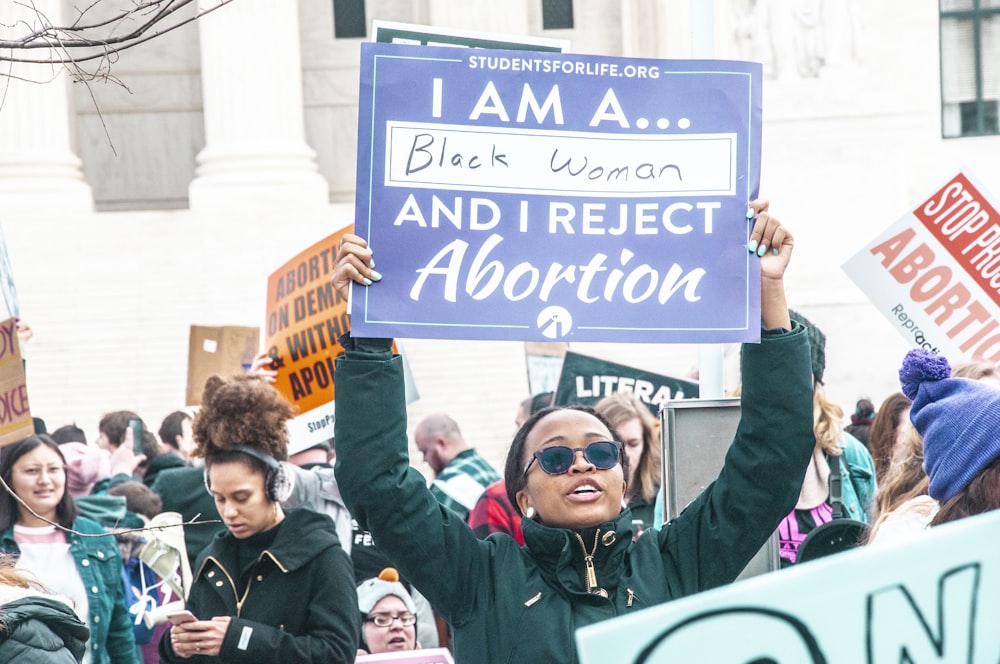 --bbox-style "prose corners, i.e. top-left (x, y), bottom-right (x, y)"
top-left (159, 507), bottom-right (359, 663)
top-left (0, 593), bottom-right (89, 663)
